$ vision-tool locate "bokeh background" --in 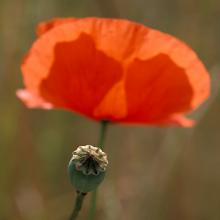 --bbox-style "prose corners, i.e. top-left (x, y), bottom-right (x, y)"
top-left (1, 0), bottom-right (220, 219)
